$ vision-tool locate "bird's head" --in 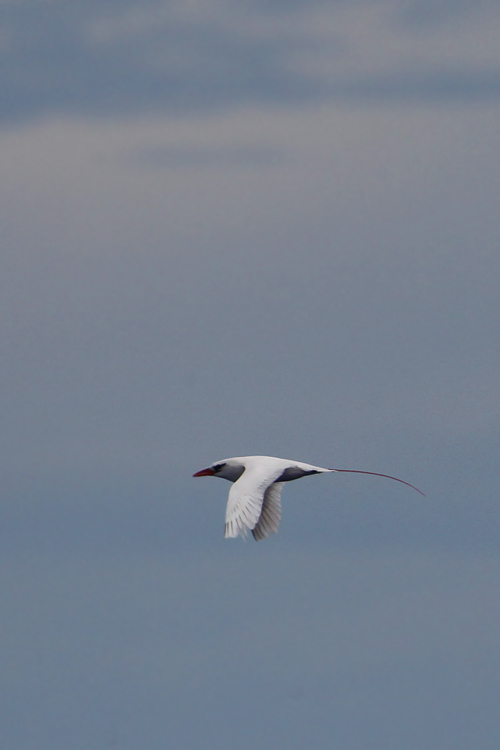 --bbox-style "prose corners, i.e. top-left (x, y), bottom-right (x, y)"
top-left (193, 458), bottom-right (245, 482)
top-left (193, 462), bottom-right (226, 478)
